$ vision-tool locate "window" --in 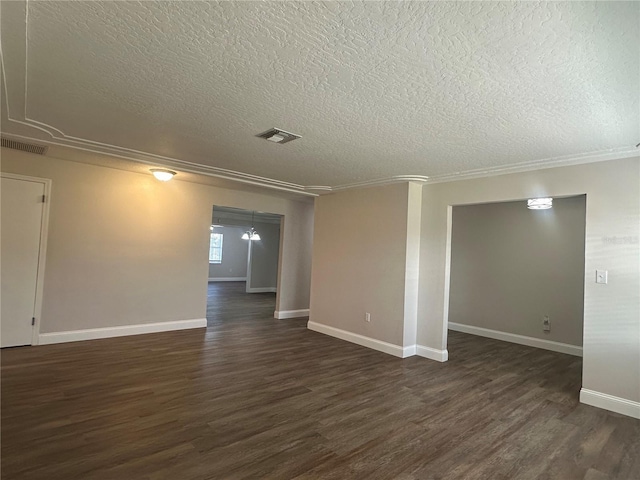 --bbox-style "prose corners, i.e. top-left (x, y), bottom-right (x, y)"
top-left (209, 233), bottom-right (223, 264)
